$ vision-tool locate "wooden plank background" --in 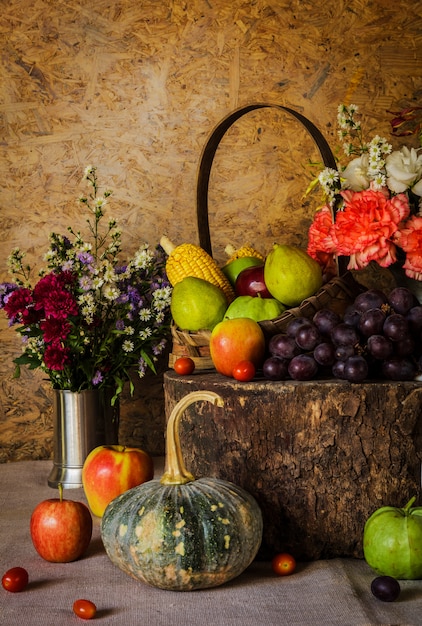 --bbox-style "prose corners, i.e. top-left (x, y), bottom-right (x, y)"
top-left (1, 0), bottom-right (421, 461)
